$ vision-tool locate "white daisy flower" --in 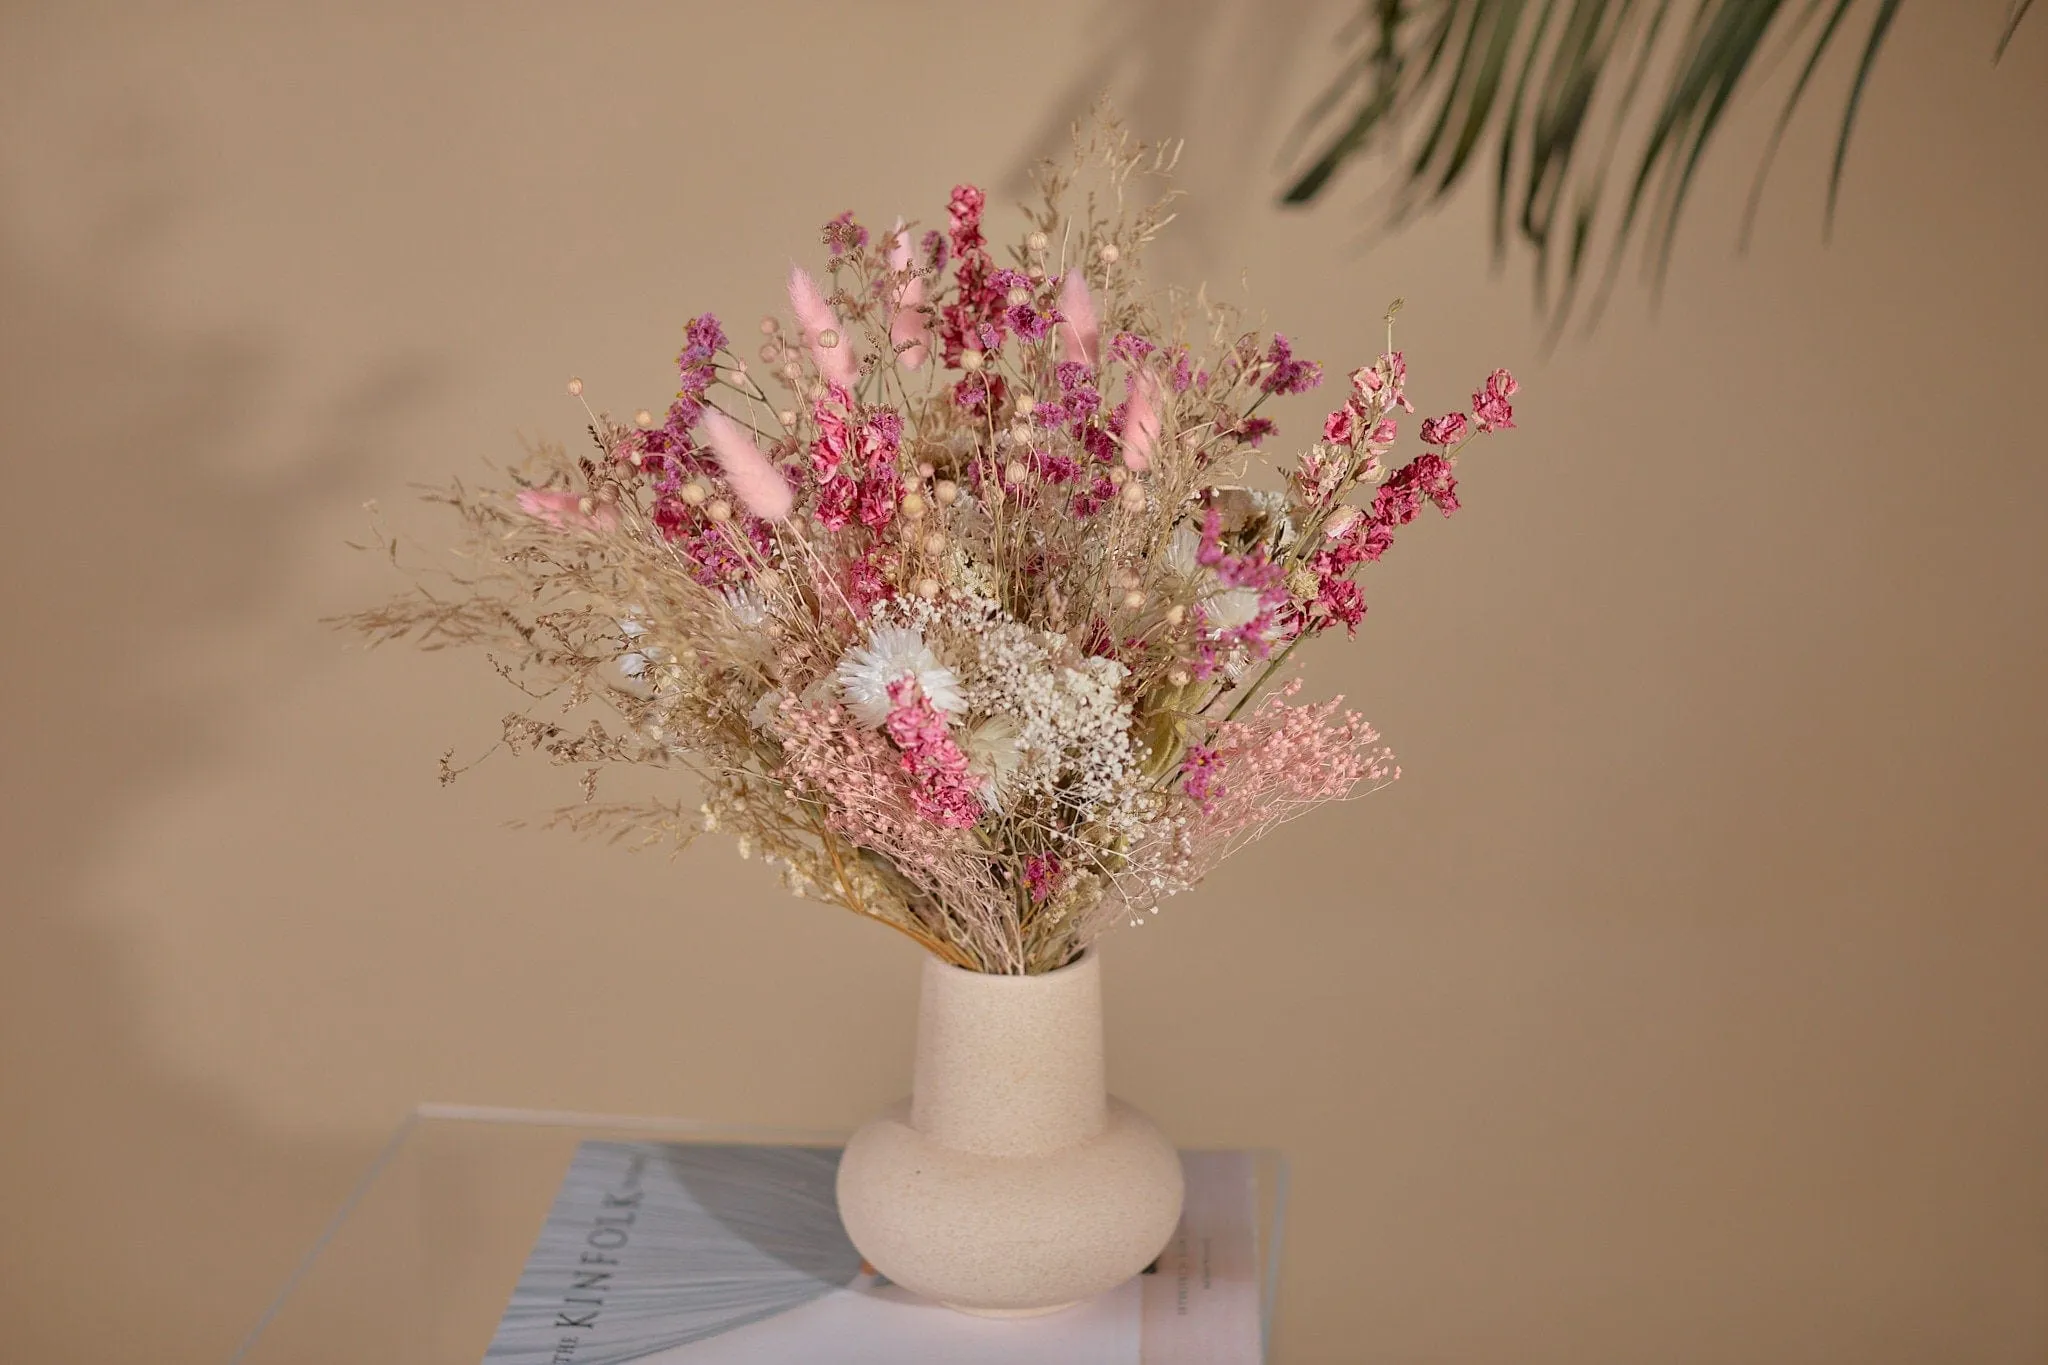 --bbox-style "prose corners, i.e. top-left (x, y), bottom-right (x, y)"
top-left (961, 713), bottom-right (1024, 805)
top-left (722, 587), bottom-right (769, 628)
top-left (834, 624), bottom-right (965, 727)
top-left (1164, 522), bottom-right (1264, 630)
top-left (1201, 586), bottom-right (1265, 630)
